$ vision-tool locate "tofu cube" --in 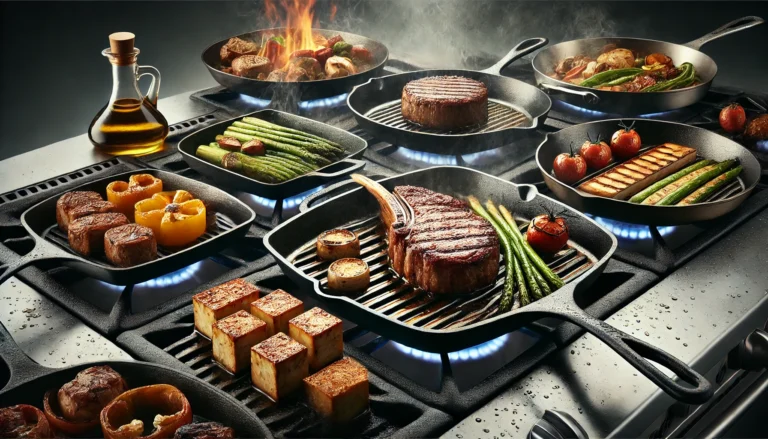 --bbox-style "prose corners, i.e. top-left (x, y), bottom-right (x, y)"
top-left (288, 307), bottom-right (343, 371)
top-left (192, 279), bottom-right (260, 338)
top-left (250, 333), bottom-right (308, 401)
top-left (213, 310), bottom-right (267, 374)
top-left (304, 357), bottom-right (369, 423)
top-left (250, 289), bottom-right (304, 336)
